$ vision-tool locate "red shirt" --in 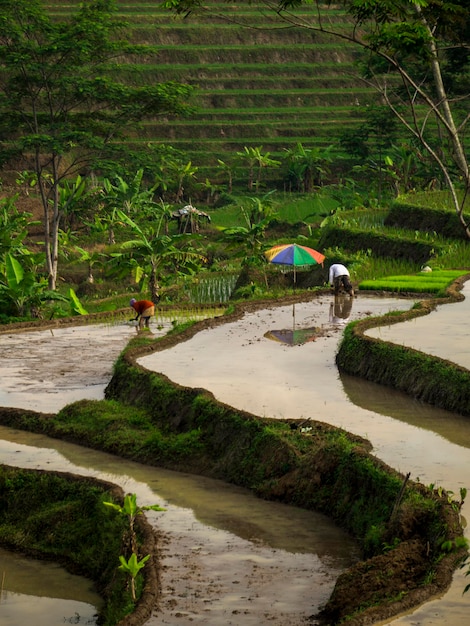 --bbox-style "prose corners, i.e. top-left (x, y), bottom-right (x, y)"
top-left (132, 300), bottom-right (154, 314)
